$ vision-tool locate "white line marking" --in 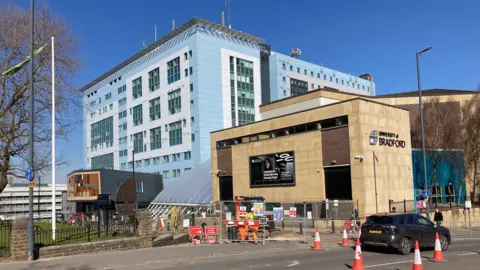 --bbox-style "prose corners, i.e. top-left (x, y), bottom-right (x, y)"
top-left (365, 260), bottom-right (412, 268)
top-left (458, 252), bottom-right (478, 256)
top-left (287, 260), bottom-right (300, 267)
